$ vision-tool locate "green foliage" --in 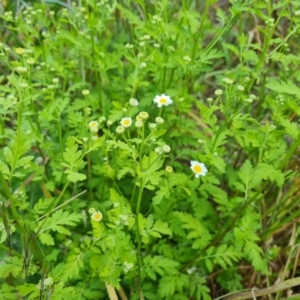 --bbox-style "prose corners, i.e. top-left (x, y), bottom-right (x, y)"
top-left (0, 0), bottom-right (299, 299)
